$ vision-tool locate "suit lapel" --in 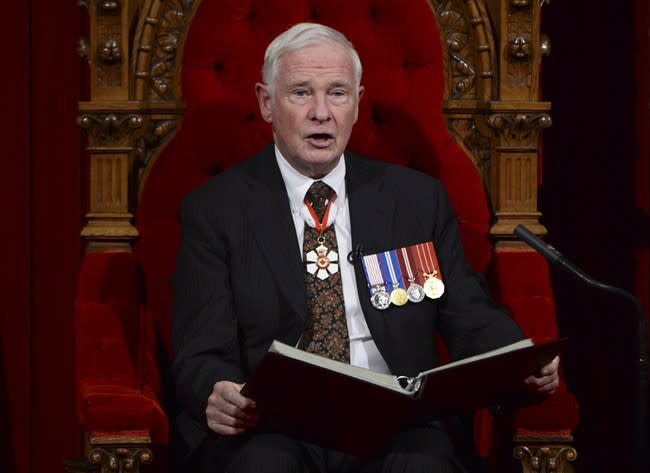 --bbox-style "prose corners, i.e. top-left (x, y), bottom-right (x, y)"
top-left (242, 145), bottom-right (308, 319)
